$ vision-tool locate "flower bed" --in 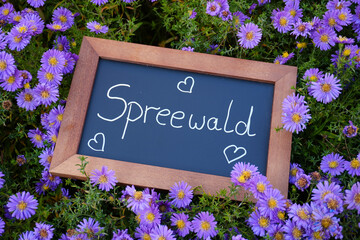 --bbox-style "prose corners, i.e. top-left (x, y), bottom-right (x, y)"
top-left (0, 0), bottom-right (359, 239)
